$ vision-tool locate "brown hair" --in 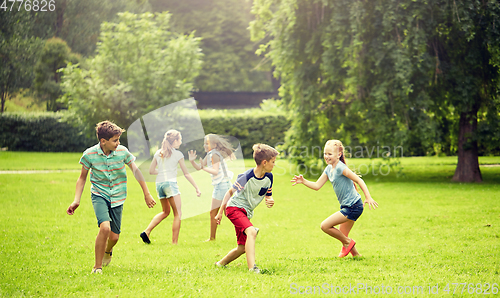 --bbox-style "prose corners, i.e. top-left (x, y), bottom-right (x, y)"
top-left (96, 120), bottom-right (125, 141)
top-left (160, 130), bottom-right (181, 159)
top-left (252, 143), bottom-right (279, 165)
top-left (325, 139), bottom-right (359, 192)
